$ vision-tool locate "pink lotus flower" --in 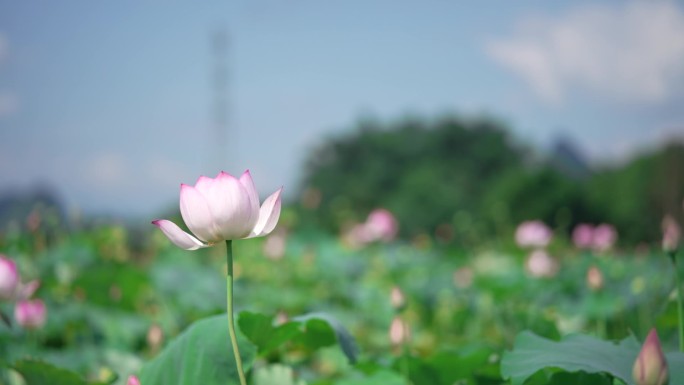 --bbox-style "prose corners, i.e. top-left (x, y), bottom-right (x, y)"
top-left (515, 220), bottom-right (552, 248)
top-left (0, 255), bottom-right (19, 300)
top-left (572, 223), bottom-right (618, 252)
top-left (343, 209), bottom-right (399, 247)
top-left (572, 224), bottom-right (594, 249)
top-left (633, 329), bottom-right (668, 385)
top-left (524, 250), bottom-right (558, 278)
top-left (152, 170), bottom-right (283, 250)
top-left (14, 299), bottom-right (46, 329)
top-left (592, 224), bottom-right (617, 252)
top-left (365, 209), bottom-right (399, 242)
top-left (127, 375), bottom-right (141, 385)
top-left (662, 215), bottom-right (680, 253)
